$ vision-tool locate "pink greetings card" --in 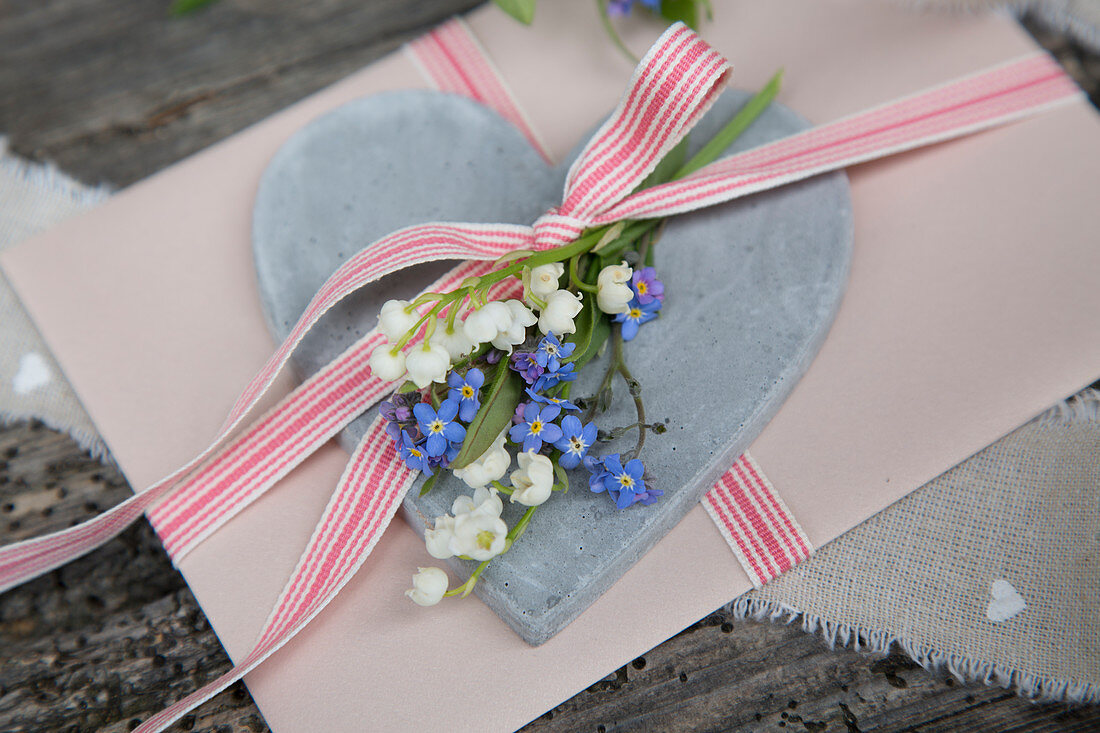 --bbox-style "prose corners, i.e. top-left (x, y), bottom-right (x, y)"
top-left (3, 1), bottom-right (1100, 730)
